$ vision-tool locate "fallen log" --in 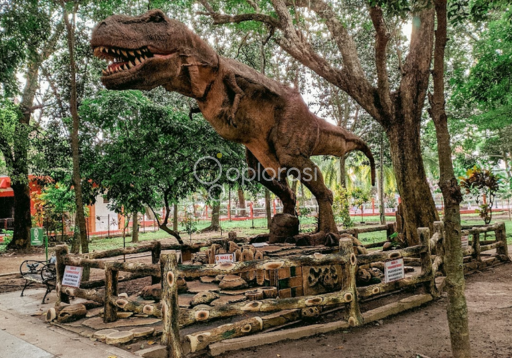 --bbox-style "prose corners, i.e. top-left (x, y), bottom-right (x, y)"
top-left (61, 286), bottom-right (104, 304)
top-left (185, 317), bottom-right (263, 353)
top-left (357, 274), bottom-right (432, 299)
